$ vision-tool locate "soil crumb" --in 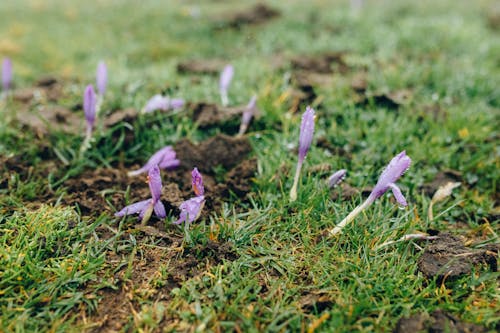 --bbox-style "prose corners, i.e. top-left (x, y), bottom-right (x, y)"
top-left (218, 3), bottom-right (280, 29)
top-left (299, 291), bottom-right (334, 313)
top-left (17, 105), bottom-right (81, 137)
top-left (417, 232), bottom-right (498, 283)
top-left (394, 309), bottom-right (487, 333)
top-left (356, 89), bottom-right (413, 110)
top-left (291, 52), bottom-right (349, 74)
top-left (177, 59), bottom-right (226, 75)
